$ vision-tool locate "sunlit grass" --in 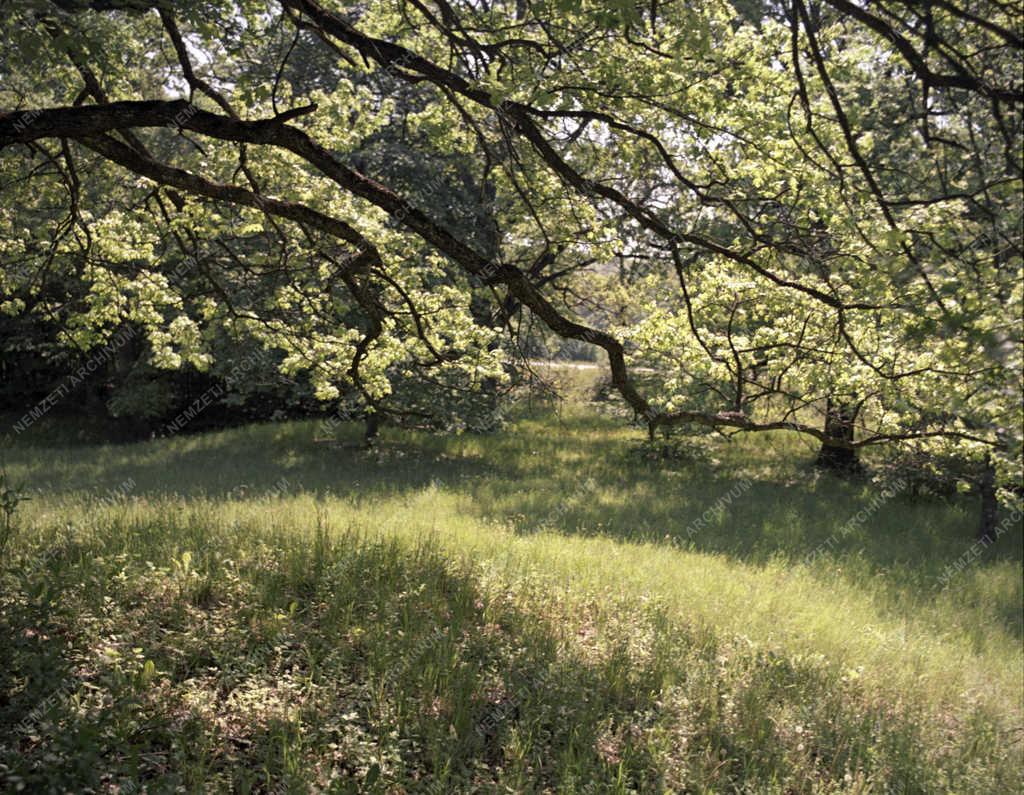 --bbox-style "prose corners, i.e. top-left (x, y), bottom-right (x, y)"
top-left (1, 398), bottom-right (1021, 792)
